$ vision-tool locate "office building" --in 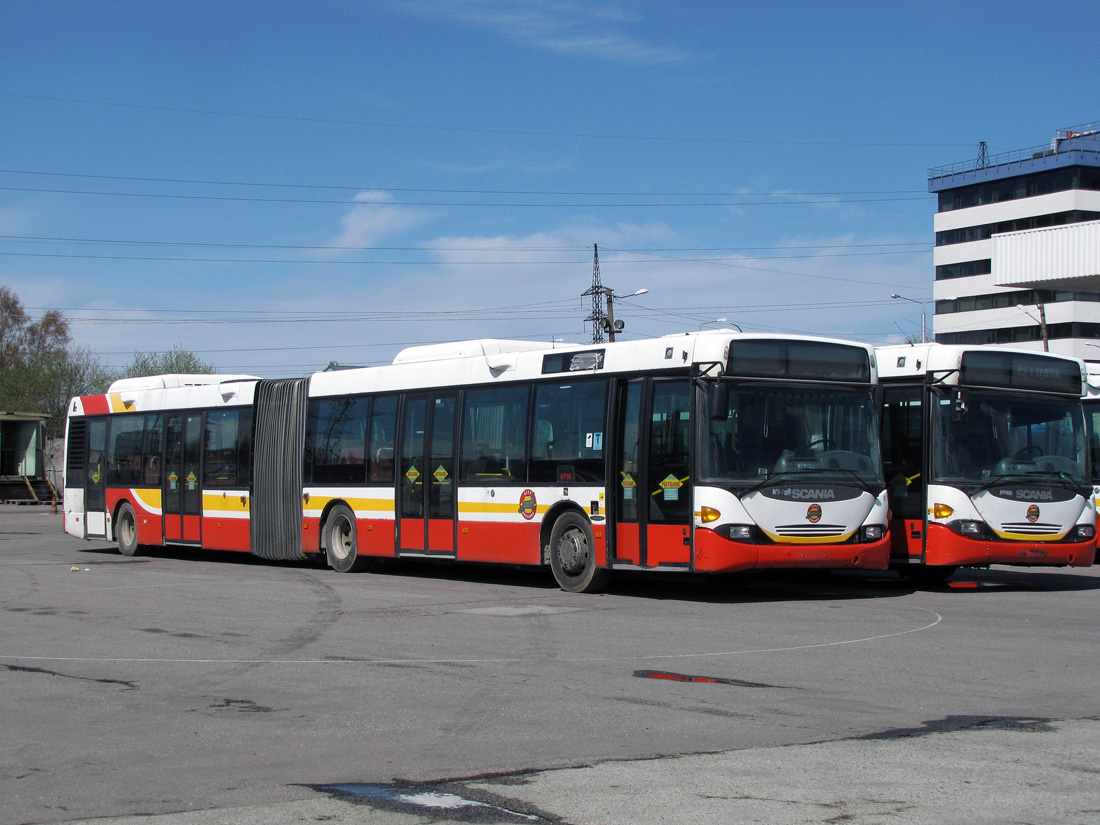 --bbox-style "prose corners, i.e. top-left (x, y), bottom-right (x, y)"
top-left (928, 123), bottom-right (1100, 360)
